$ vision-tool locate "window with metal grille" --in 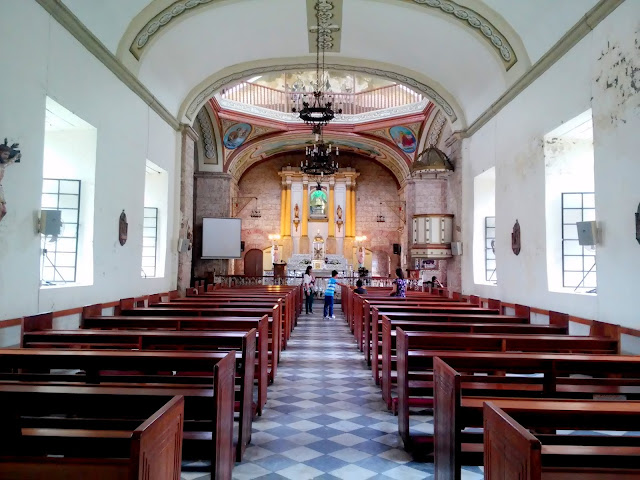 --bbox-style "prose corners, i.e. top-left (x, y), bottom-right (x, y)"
top-left (562, 192), bottom-right (596, 292)
top-left (485, 216), bottom-right (497, 283)
top-left (141, 207), bottom-right (158, 277)
top-left (40, 179), bottom-right (81, 284)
